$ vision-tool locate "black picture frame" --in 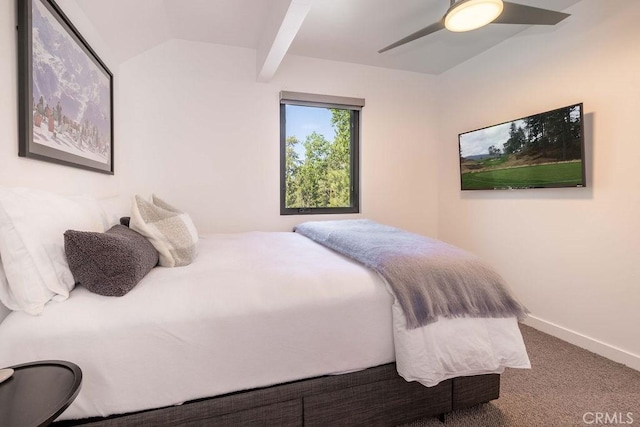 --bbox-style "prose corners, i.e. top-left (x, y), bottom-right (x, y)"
top-left (17, 0), bottom-right (114, 174)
